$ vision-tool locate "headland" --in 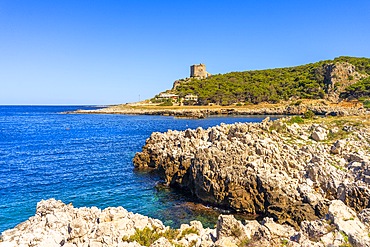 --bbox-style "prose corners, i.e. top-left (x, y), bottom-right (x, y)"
top-left (70, 56), bottom-right (370, 118)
